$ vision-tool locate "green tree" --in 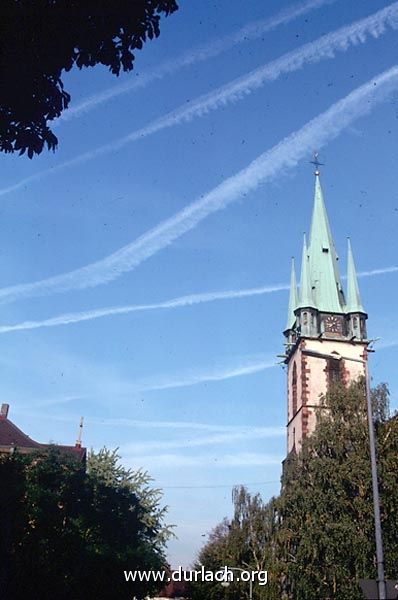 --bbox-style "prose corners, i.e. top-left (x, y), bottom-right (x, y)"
top-left (190, 519), bottom-right (238, 600)
top-left (87, 446), bottom-right (174, 544)
top-left (0, 448), bottom-right (171, 599)
top-left (276, 381), bottom-right (398, 600)
top-left (0, 0), bottom-right (178, 157)
top-left (191, 381), bottom-right (398, 600)
top-left (190, 489), bottom-right (279, 600)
